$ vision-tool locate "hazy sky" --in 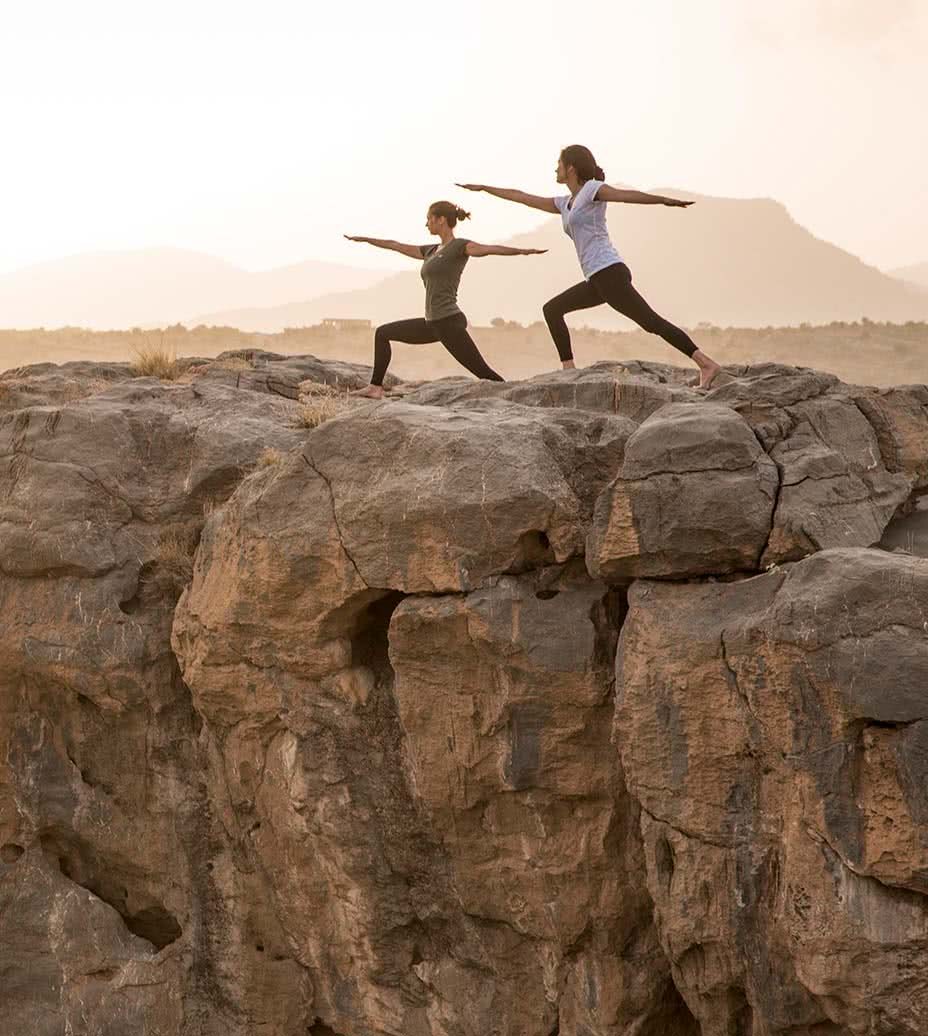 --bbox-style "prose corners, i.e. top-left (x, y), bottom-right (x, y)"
top-left (2, 0), bottom-right (925, 275)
